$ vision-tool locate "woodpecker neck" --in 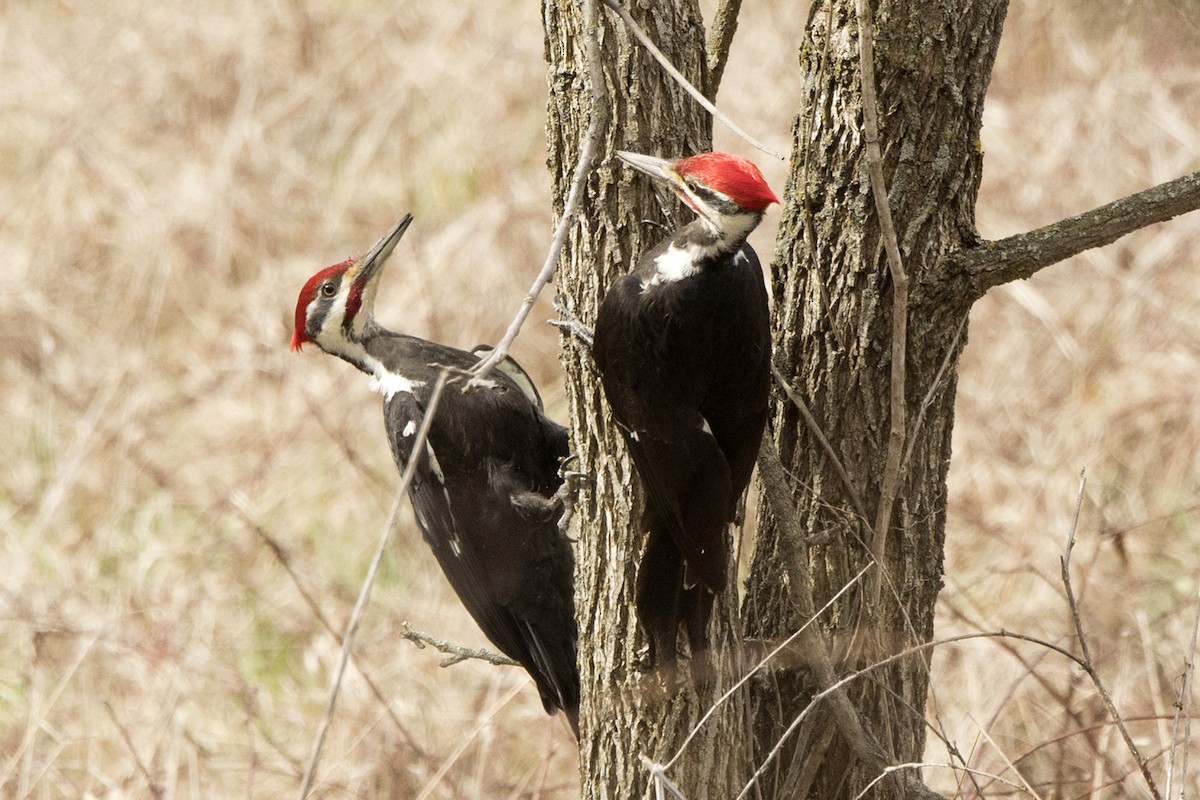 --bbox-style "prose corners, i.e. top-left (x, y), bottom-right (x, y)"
top-left (312, 320), bottom-right (428, 400)
top-left (649, 213), bottom-right (762, 285)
